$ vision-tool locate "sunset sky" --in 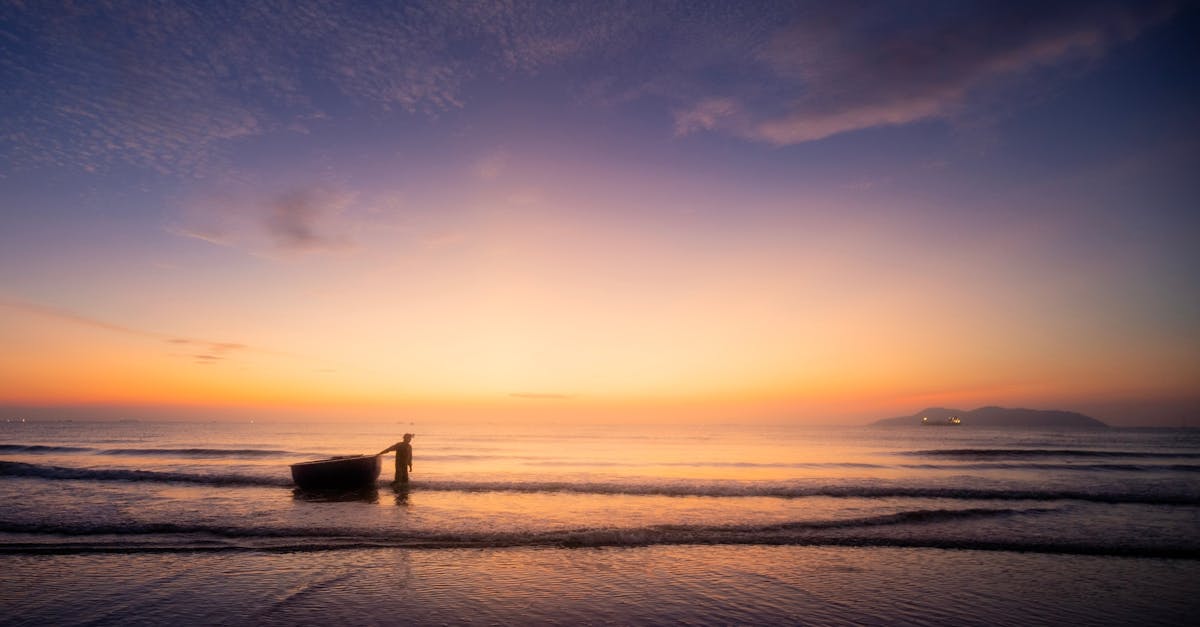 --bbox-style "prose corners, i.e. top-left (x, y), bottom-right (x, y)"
top-left (1, 1), bottom-right (1197, 425)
